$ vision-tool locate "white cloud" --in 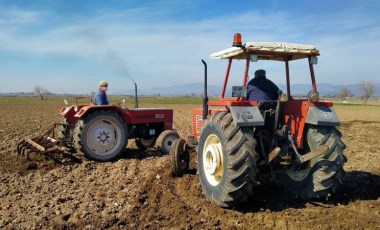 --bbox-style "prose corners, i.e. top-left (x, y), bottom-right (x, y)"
top-left (0, 4), bottom-right (379, 93)
top-left (0, 7), bottom-right (42, 26)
